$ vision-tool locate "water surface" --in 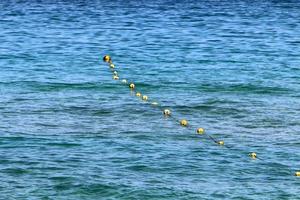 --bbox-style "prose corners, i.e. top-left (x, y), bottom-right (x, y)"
top-left (1, 0), bottom-right (300, 199)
